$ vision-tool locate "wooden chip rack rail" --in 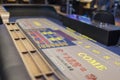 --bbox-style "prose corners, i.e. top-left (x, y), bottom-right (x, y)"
top-left (5, 23), bottom-right (62, 80)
